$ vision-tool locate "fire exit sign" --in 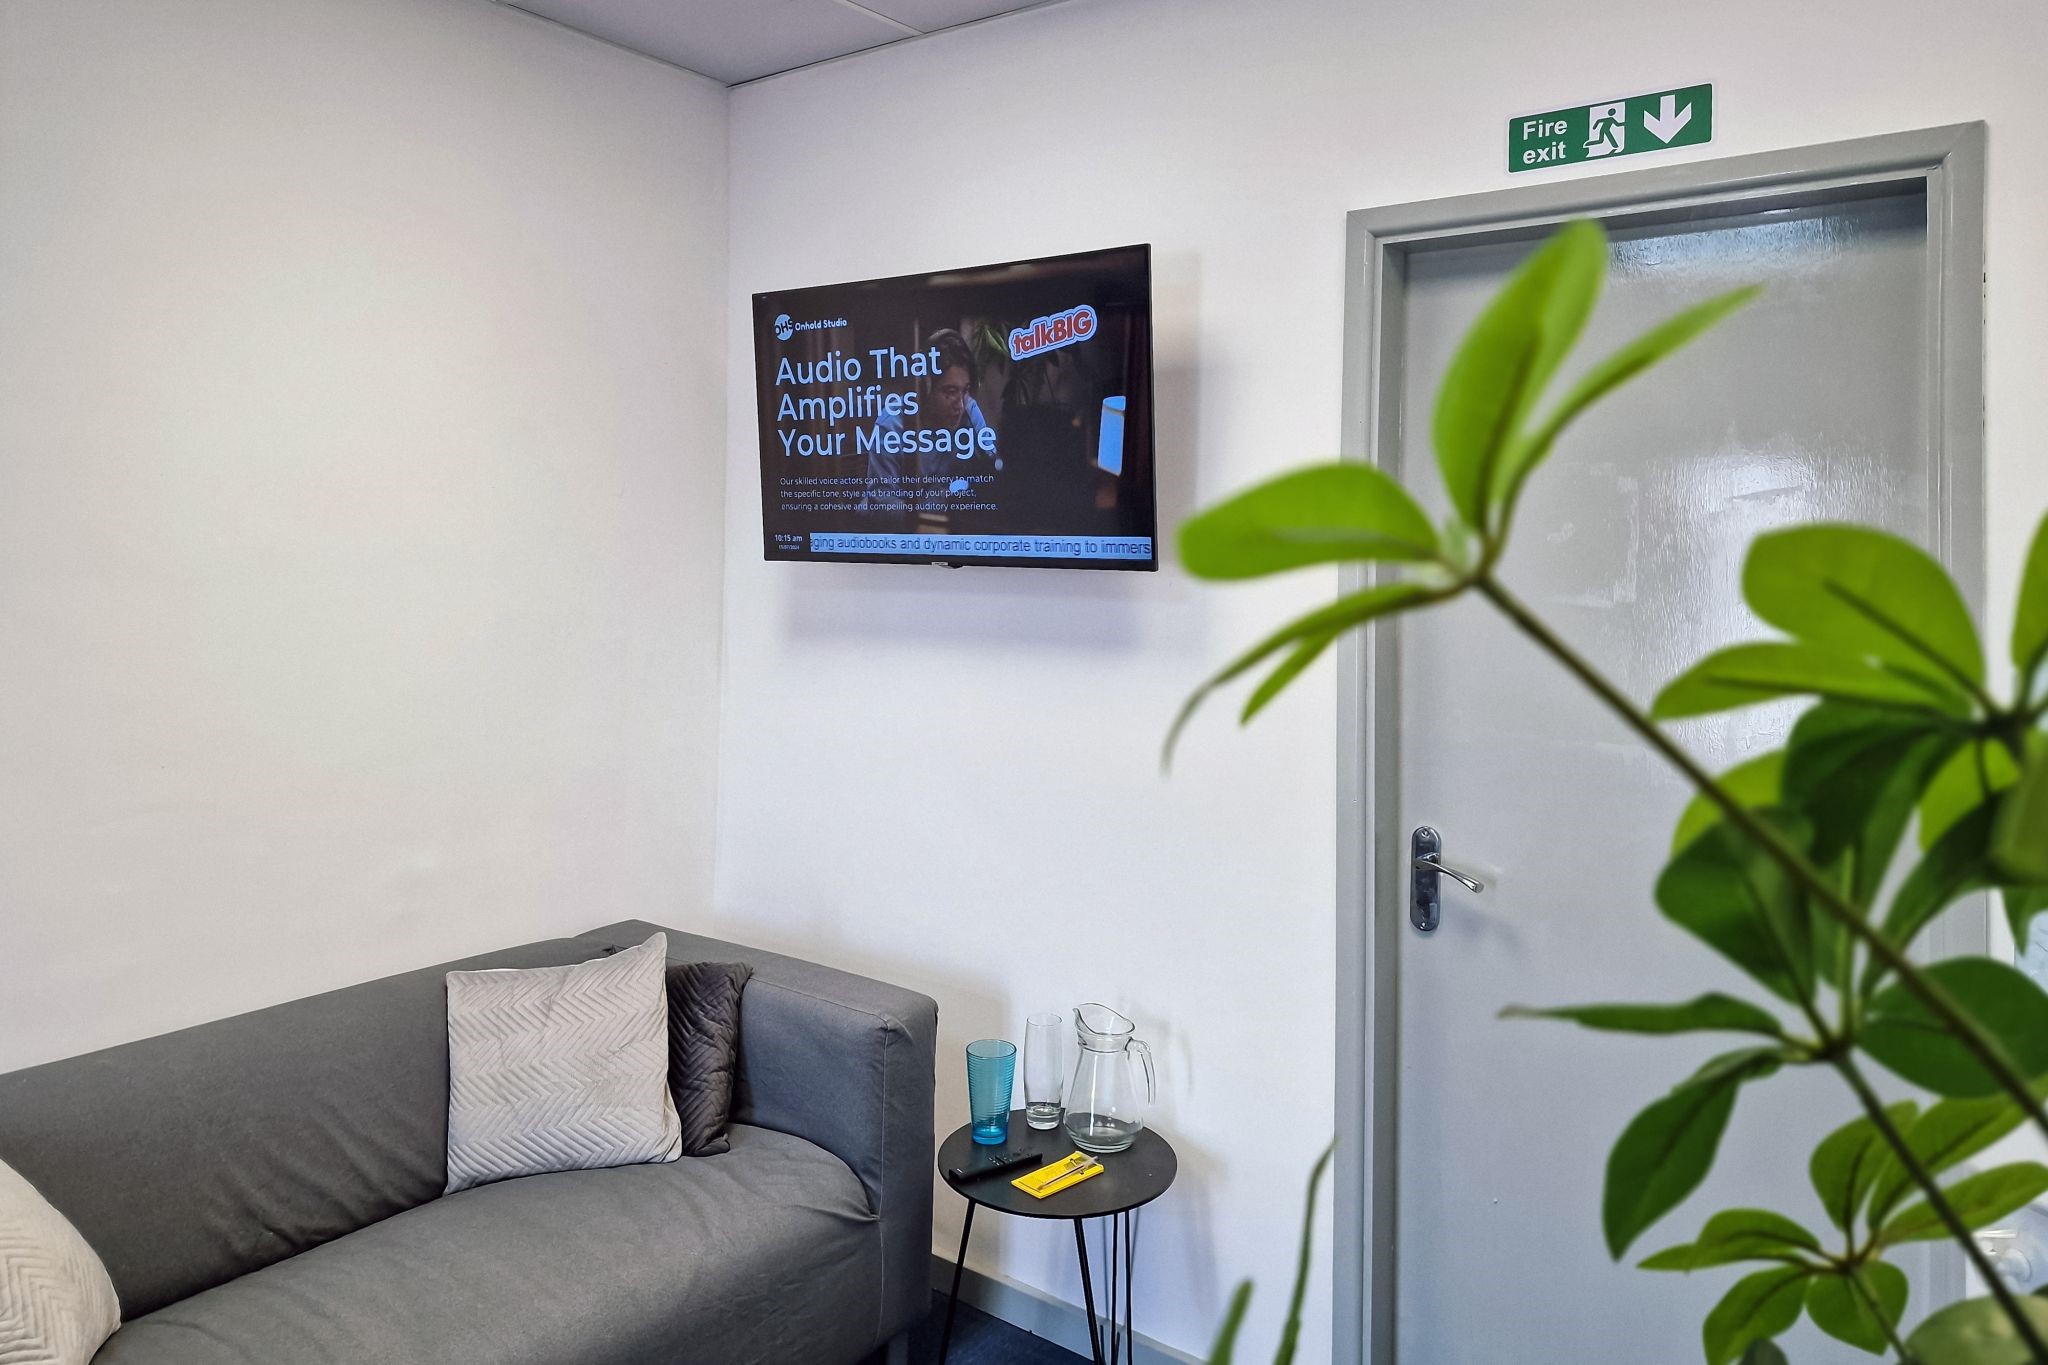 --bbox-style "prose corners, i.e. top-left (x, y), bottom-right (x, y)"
top-left (1509, 84), bottom-right (1713, 173)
